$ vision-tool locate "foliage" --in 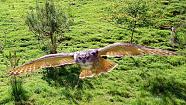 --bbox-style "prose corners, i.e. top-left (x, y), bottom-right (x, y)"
top-left (106, 0), bottom-right (151, 43)
top-left (0, 42), bottom-right (3, 53)
top-left (25, 0), bottom-right (70, 54)
top-left (10, 77), bottom-right (29, 105)
top-left (2, 51), bottom-right (29, 105)
top-left (3, 51), bottom-right (20, 68)
top-left (0, 0), bottom-right (186, 105)
top-left (25, 0), bottom-right (72, 82)
top-left (0, 32), bottom-right (6, 53)
top-left (150, 0), bottom-right (186, 48)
